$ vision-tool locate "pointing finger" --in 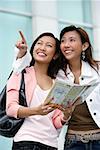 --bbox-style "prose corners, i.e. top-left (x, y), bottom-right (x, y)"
top-left (19, 31), bottom-right (27, 44)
